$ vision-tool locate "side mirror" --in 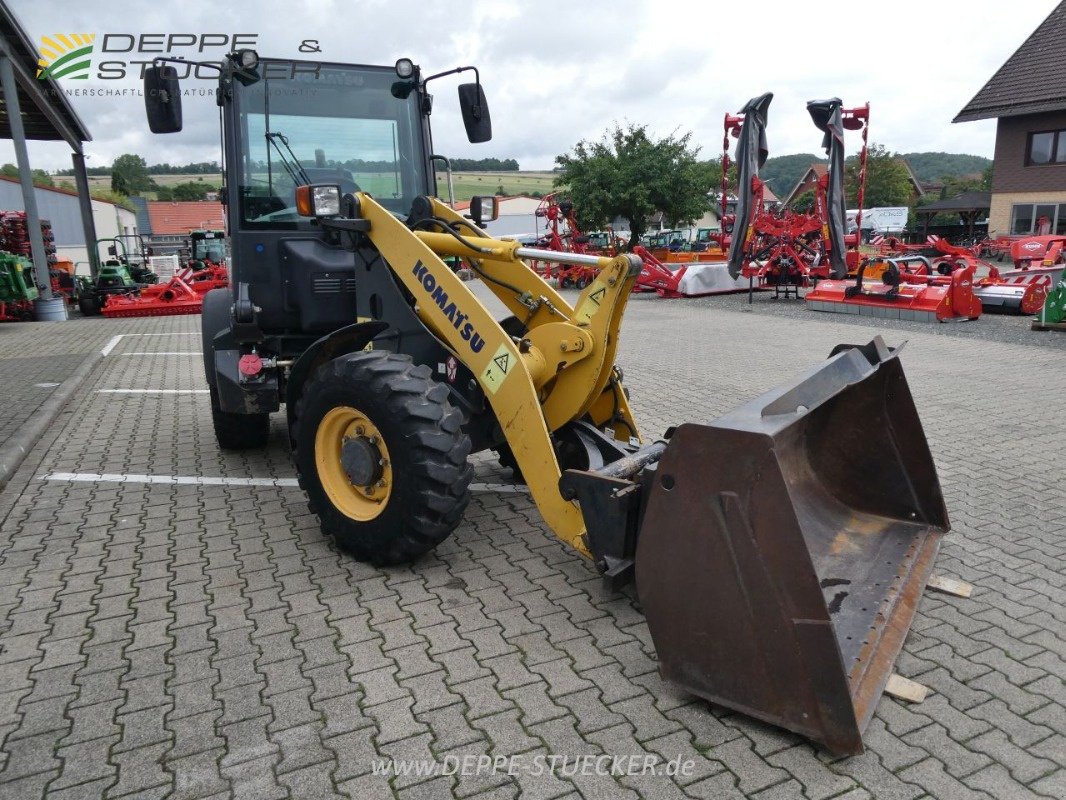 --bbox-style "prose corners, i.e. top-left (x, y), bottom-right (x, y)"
top-left (458, 82), bottom-right (492, 143)
top-left (469, 195), bottom-right (499, 228)
top-left (144, 65), bottom-right (183, 133)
